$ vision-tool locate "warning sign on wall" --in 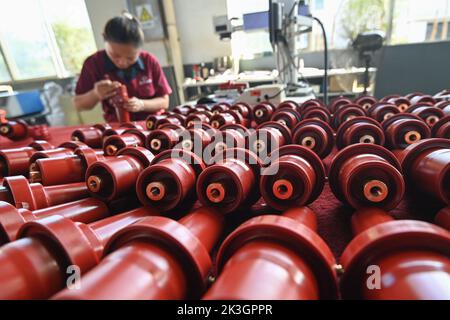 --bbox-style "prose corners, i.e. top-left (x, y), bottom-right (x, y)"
top-left (136, 4), bottom-right (155, 27)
